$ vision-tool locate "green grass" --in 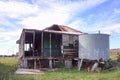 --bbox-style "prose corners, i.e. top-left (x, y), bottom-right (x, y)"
top-left (110, 52), bottom-right (118, 60)
top-left (0, 57), bottom-right (17, 72)
top-left (0, 54), bottom-right (120, 80)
